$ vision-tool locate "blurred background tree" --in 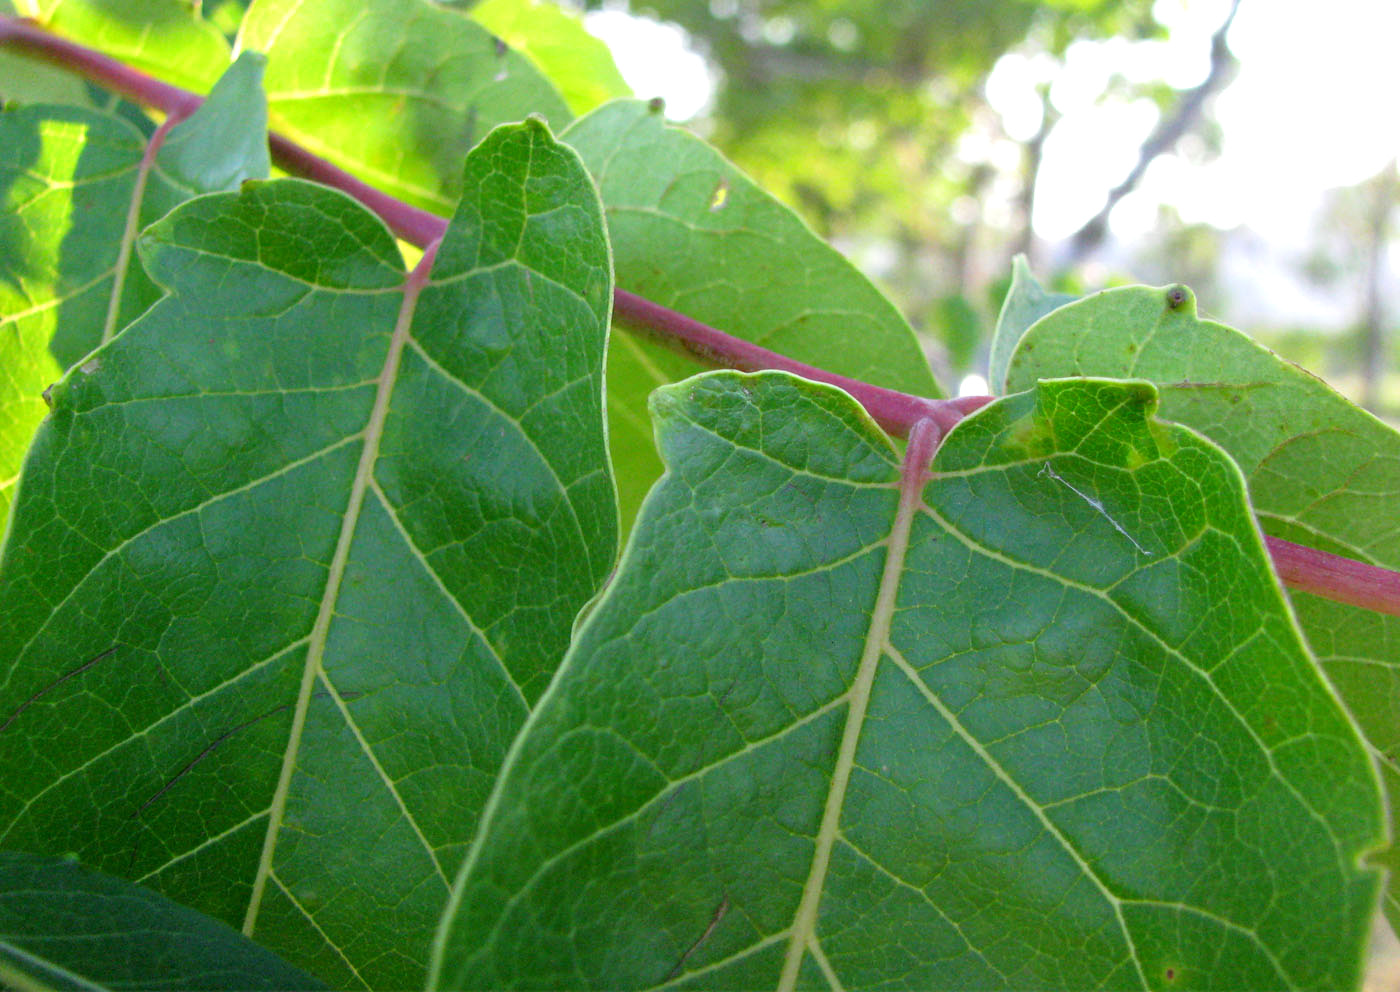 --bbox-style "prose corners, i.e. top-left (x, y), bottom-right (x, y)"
top-left (571, 0), bottom-right (1237, 386)
top-left (555, 0), bottom-right (1397, 419)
